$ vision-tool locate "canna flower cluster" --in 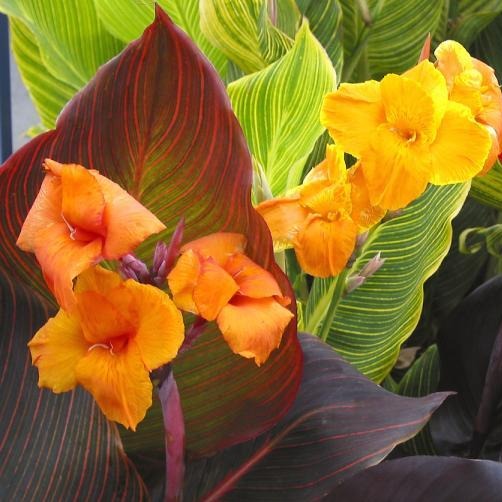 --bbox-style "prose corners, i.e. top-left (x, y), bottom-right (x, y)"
top-left (19, 161), bottom-right (293, 429)
top-left (259, 40), bottom-right (502, 278)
